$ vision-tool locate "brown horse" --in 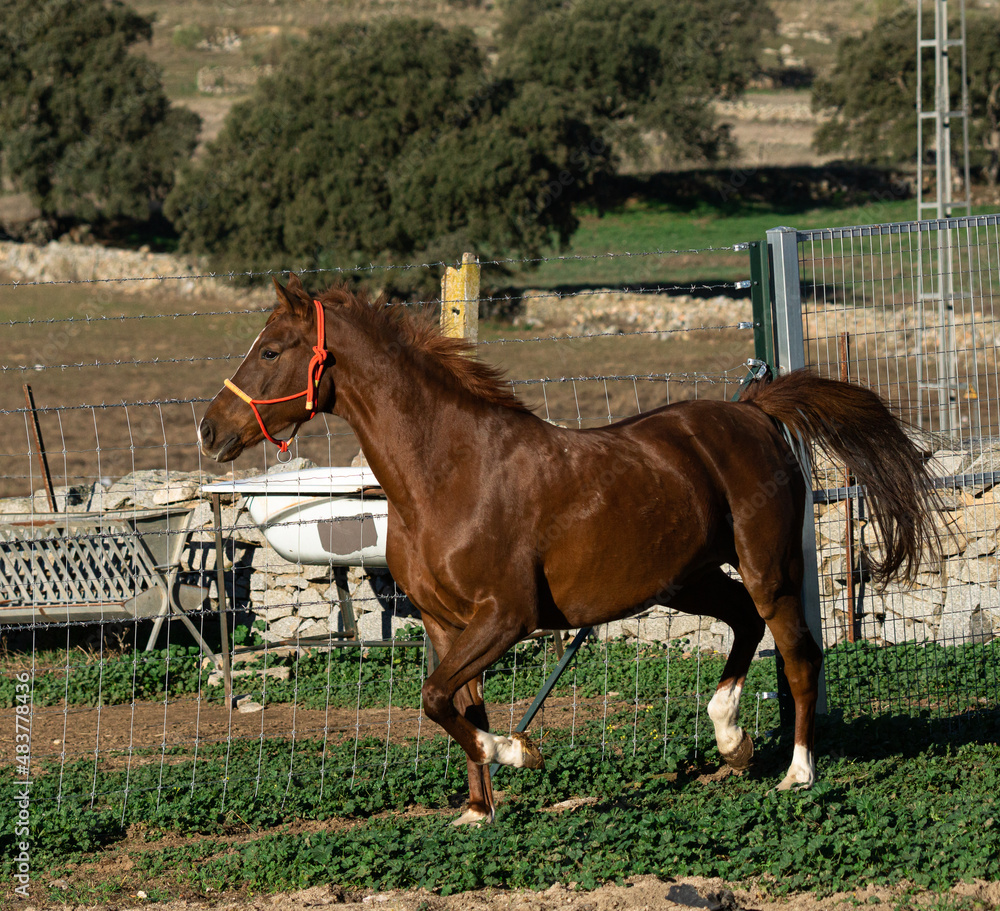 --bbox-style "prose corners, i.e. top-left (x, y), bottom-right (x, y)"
top-left (199, 275), bottom-right (939, 824)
